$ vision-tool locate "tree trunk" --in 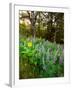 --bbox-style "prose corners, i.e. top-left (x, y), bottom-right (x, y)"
top-left (38, 12), bottom-right (41, 37)
top-left (31, 11), bottom-right (36, 38)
